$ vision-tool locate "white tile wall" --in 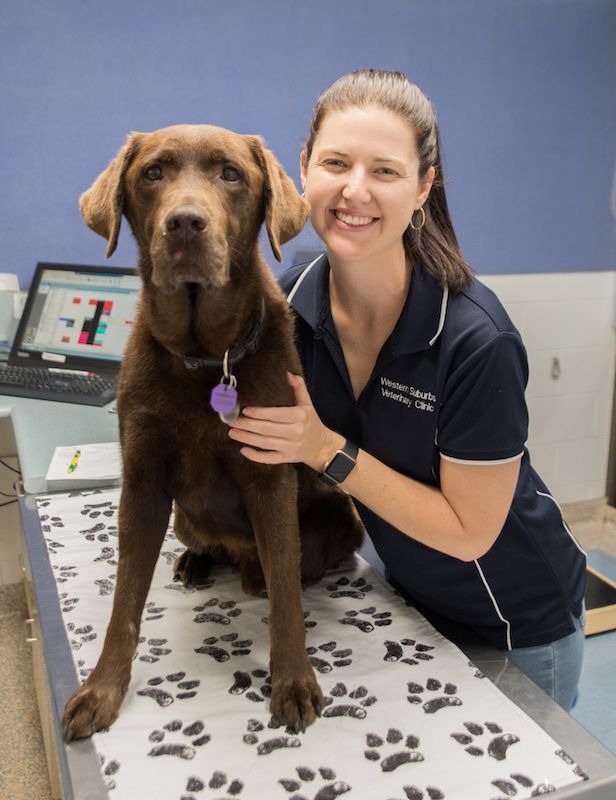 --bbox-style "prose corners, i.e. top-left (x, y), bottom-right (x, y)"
top-left (479, 271), bottom-right (616, 504)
